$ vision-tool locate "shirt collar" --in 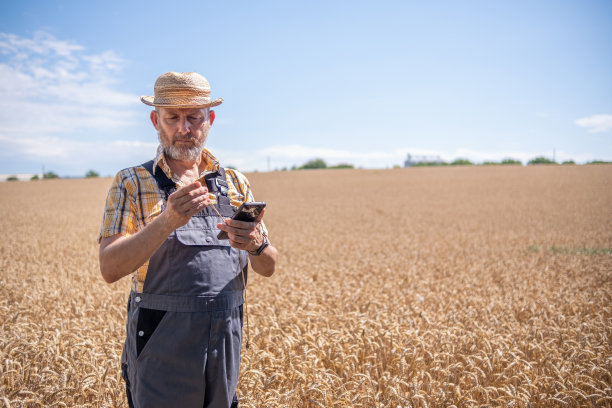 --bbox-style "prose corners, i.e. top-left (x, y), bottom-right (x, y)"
top-left (153, 146), bottom-right (221, 186)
